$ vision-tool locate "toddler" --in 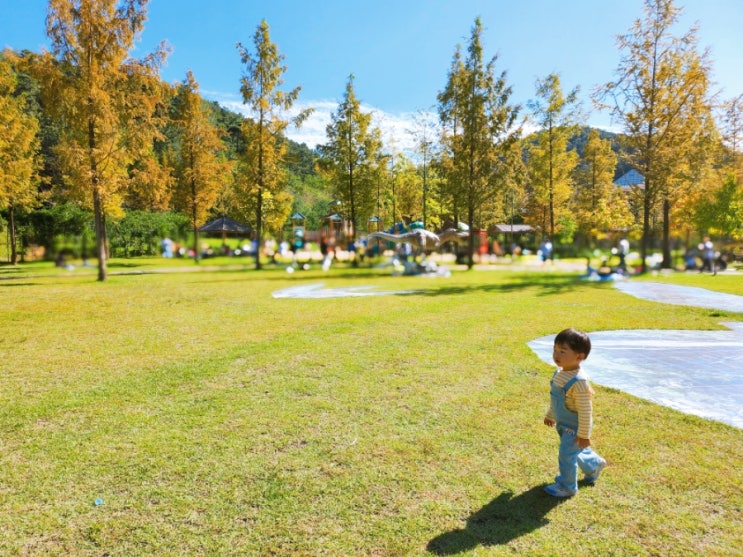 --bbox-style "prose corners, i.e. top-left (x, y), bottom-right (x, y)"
top-left (543, 328), bottom-right (606, 497)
